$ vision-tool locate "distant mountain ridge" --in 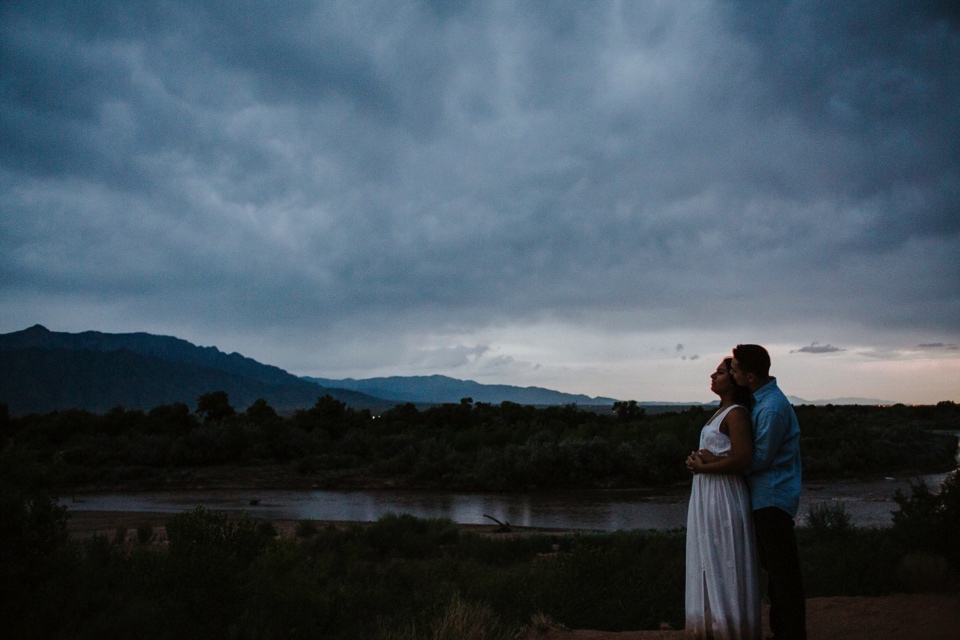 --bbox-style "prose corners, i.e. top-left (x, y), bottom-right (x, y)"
top-left (304, 376), bottom-right (893, 408)
top-left (1, 324), bottom-right (296, 385)
top-left (0, 325), bottom-right (895, 416)
top-left (788, 395), bottom-right (894, 406)
top-left (0, 326), bottom-right (620, 416)
top-left (305, 374), bottom-right (619, 406)
top-left (0, 325), bottom-right (388, 415)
